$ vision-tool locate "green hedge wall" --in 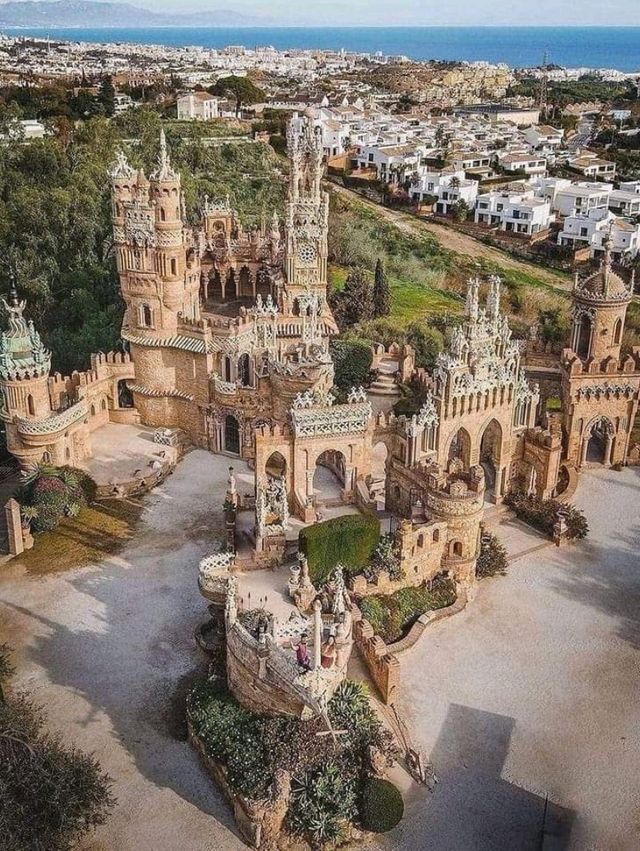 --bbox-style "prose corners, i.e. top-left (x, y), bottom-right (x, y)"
top-left (299, 514), bottom-right (380, 584)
